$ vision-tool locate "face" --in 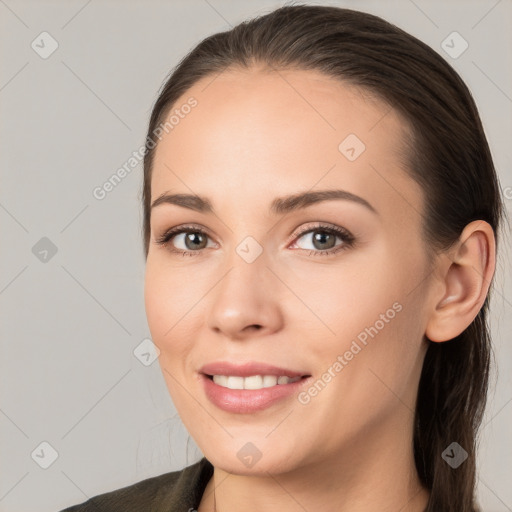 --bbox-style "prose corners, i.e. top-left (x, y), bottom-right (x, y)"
top-left (144, 67), bottom-right (433, 475)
